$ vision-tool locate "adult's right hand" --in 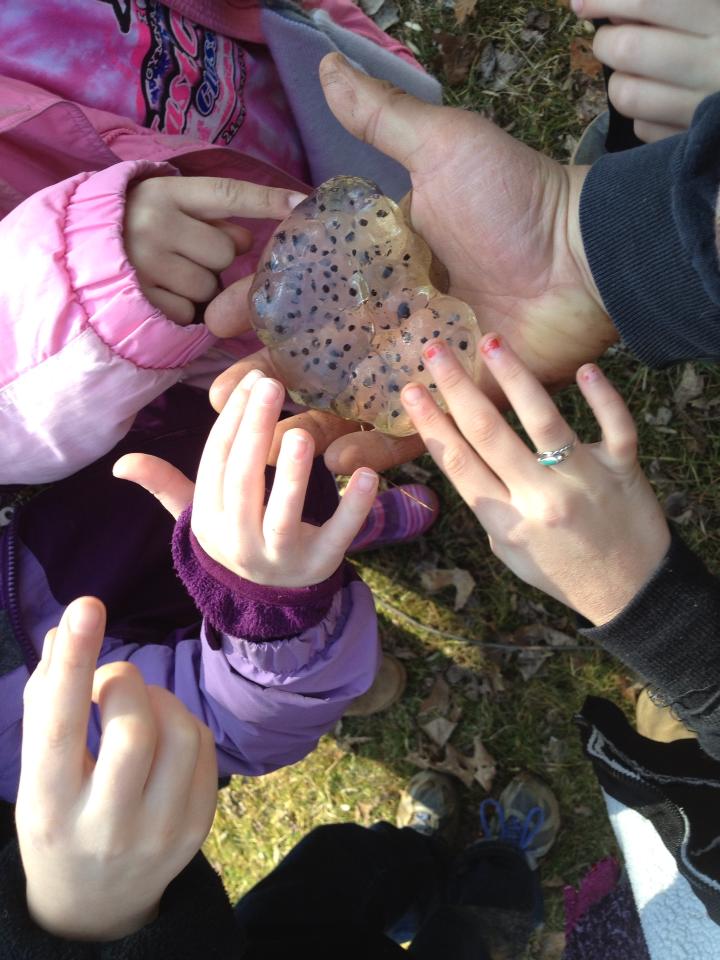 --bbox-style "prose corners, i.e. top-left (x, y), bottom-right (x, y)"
top-left (16, 597), bottom-right (218, 942)
top-left (208, 54), bottom-right (618, 474)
